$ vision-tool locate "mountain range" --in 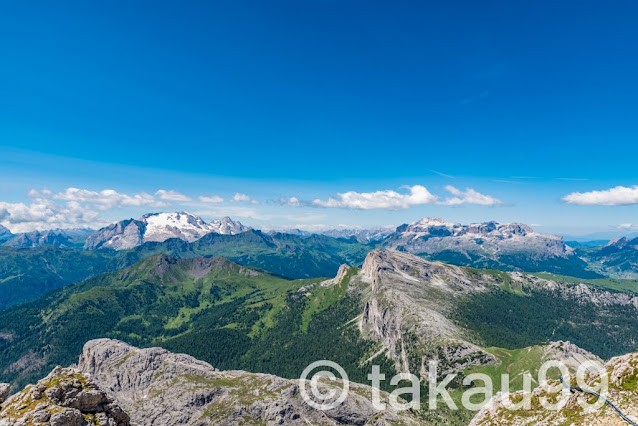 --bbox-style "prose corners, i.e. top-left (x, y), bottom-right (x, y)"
top-left (84, 212), bottom-right (249, 250)
top-left (2, 249), bottom-right (637, 424)
top-left (3, 212), bottom-right (637, 282)
top-left (3, 212), bottom-right (633, 312)
top-left (575, 236), bottom-right (638, 279)
top-left (378, 217), bottom-right (600, 278)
